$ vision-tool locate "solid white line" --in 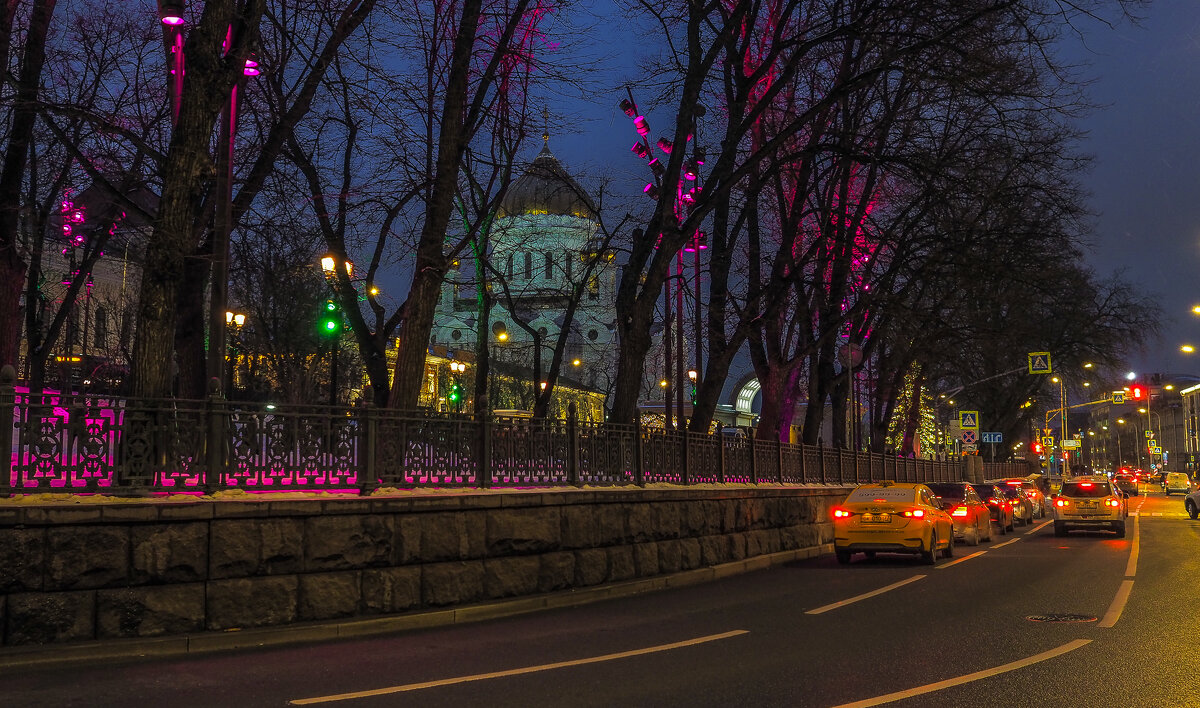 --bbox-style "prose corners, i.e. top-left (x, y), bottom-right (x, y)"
top-left (991, 537), bottom-right (1021, 549)
top-left (1025, 520), bottom-right (1052, 535)
top-left (832, 639), bottom-right (1092, 707)
top-left (936, 551), bottom-right (986, 569)
top-left (805, 575), bottom-right (926, 615)
top-left (289, 630), bottom-right (749, 704)
top-left (1125, 515), bottom-right (1139, 578)
top-left (1099, 579), bottom-right (1134, 628)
